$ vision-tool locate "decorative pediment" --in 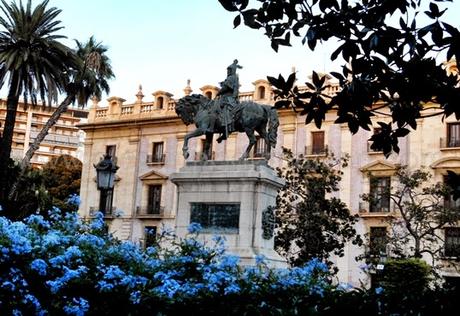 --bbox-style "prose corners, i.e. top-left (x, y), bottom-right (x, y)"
top-left (430, 157), bottom-right (460, 170)
top-left (252, 79), bottom-right (270, 86)
top-left (199, 85), bottom-right (219, 92)
top-left (360, 160), bottom-right (398, 173)
top-left (152, 90), bottom-right (173, 97)
top-left (139, 170), bottom-right (168, 181)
